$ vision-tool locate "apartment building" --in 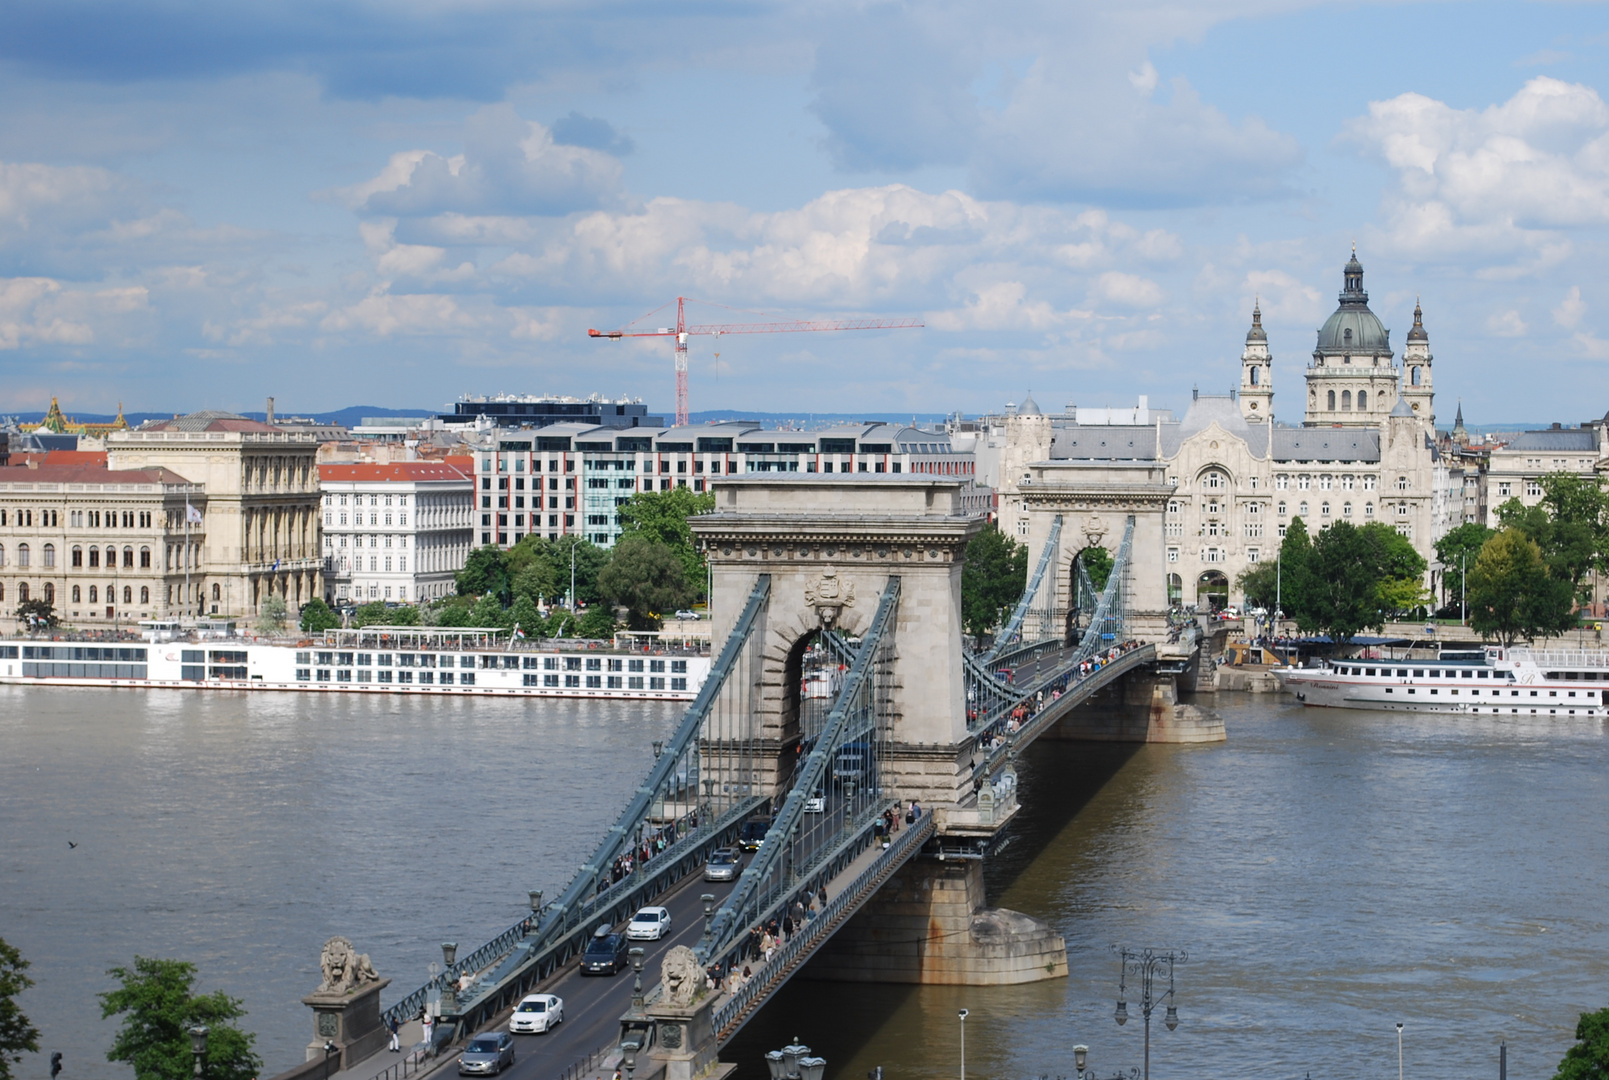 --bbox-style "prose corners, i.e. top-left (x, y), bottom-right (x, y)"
top-left (473, 421), bottom-right (984, 548)
top-left (0, 461), bottom-right (208, 622)
top-left (319, 459), bottom-right (475, 605)
top-left (1483, 420), bottom-right (1609, 526)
